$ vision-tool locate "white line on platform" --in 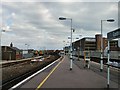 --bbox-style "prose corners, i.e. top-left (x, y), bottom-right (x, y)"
top-left (9, 57), bottom-right (63, 90)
